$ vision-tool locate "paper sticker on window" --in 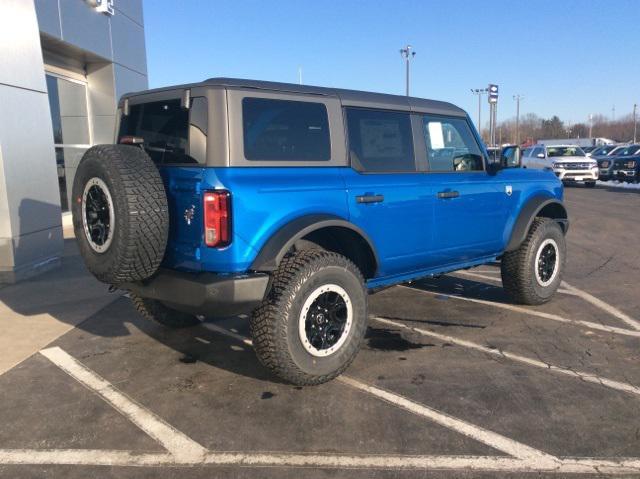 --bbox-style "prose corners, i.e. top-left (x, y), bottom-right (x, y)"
top-left (360, 119), bottom-right (403, 159)
top-left (427, 122), bottom-right (445, 149)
